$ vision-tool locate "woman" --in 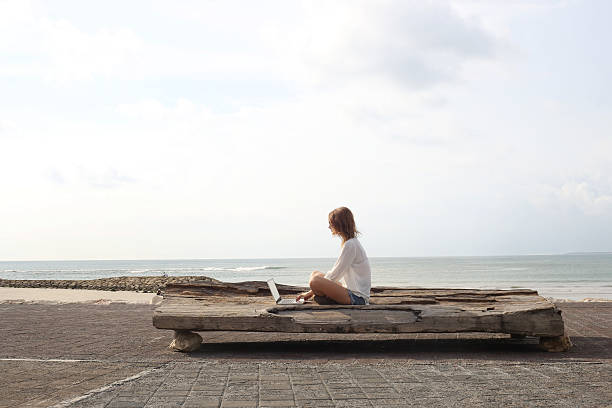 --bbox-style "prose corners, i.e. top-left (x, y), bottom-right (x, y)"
top-left (296, 207), bottom-right (371, 305)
